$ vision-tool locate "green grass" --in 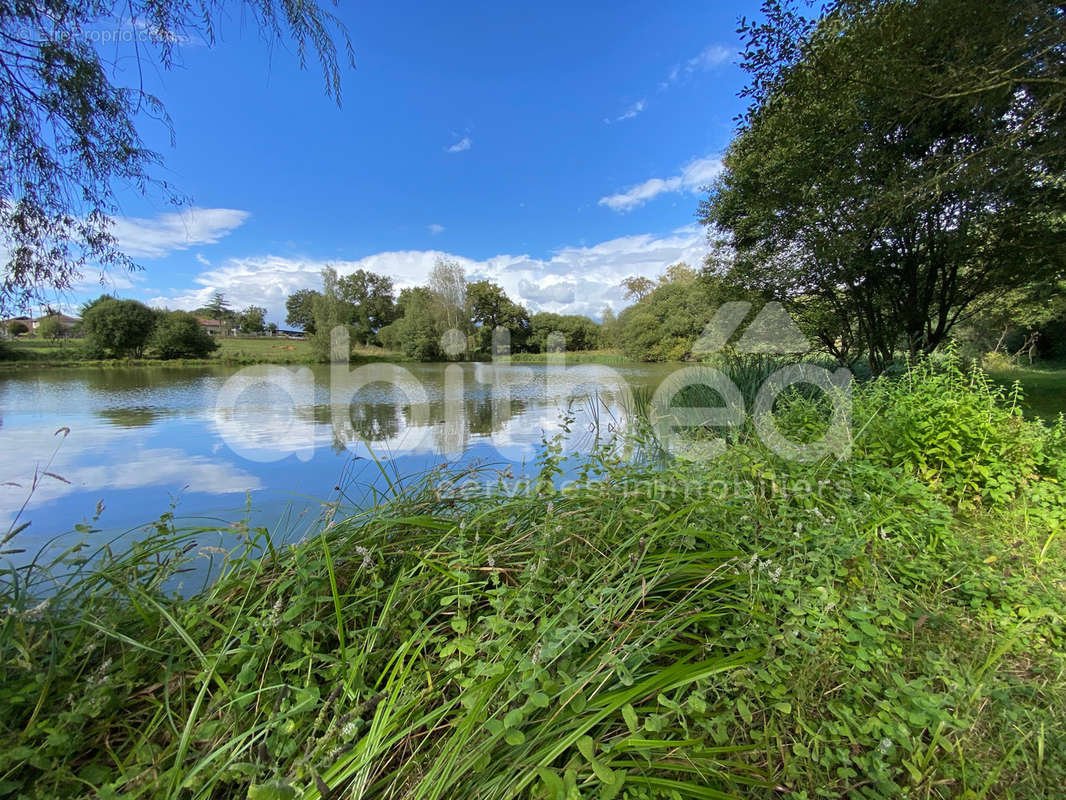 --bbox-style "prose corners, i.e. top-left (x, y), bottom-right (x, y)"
top-left (983, 361), bottom-right (1066, 421)
top-left (0, 337), bottom-right (405, 369)
top-left (2, 356), bottom-right (1065, 798)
